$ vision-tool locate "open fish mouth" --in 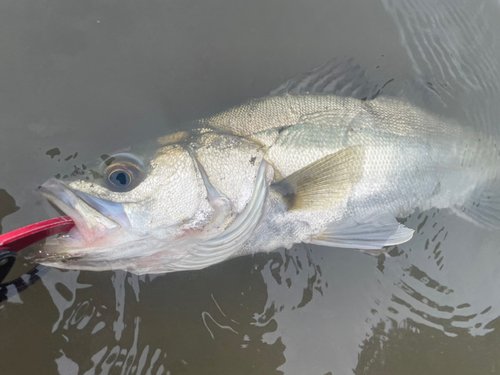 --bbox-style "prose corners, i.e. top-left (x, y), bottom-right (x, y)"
top-left (35, 178), bottom-right (130, 261)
